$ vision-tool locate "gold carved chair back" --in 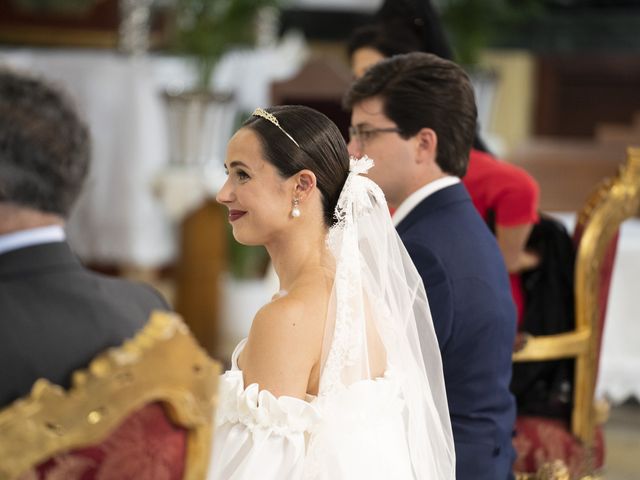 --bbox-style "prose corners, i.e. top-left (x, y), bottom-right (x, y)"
top-left (571, 147), bottom-right (640, 445)
top-left (0, 311), bottom-right (221, 480)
